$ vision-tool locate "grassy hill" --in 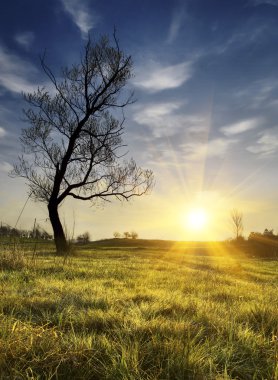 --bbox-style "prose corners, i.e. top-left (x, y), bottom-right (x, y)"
top-left (81, 238), bottom-right (251, 258)
top-left (0, 236), bottom-right (276, 259)
top-left (88, 238), bottom-right (210, 249)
